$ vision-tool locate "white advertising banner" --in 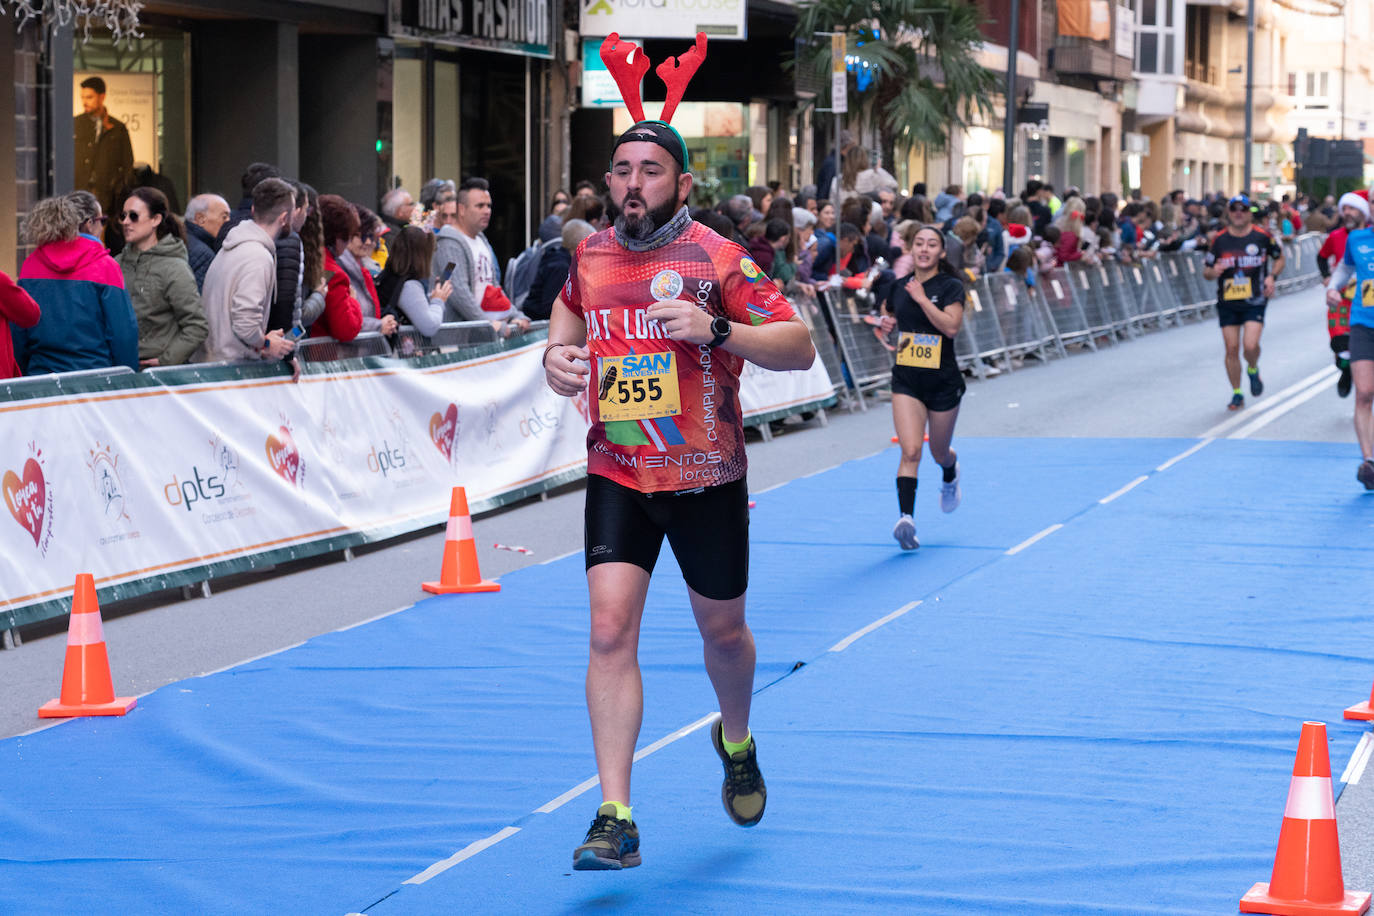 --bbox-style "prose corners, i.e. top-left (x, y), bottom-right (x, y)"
top-left (0, 340), bottom-right (833, 621)
top-left (0, 343), bottom-right (589, 619)
top-left (579, 0), bottom-right (745, 40)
